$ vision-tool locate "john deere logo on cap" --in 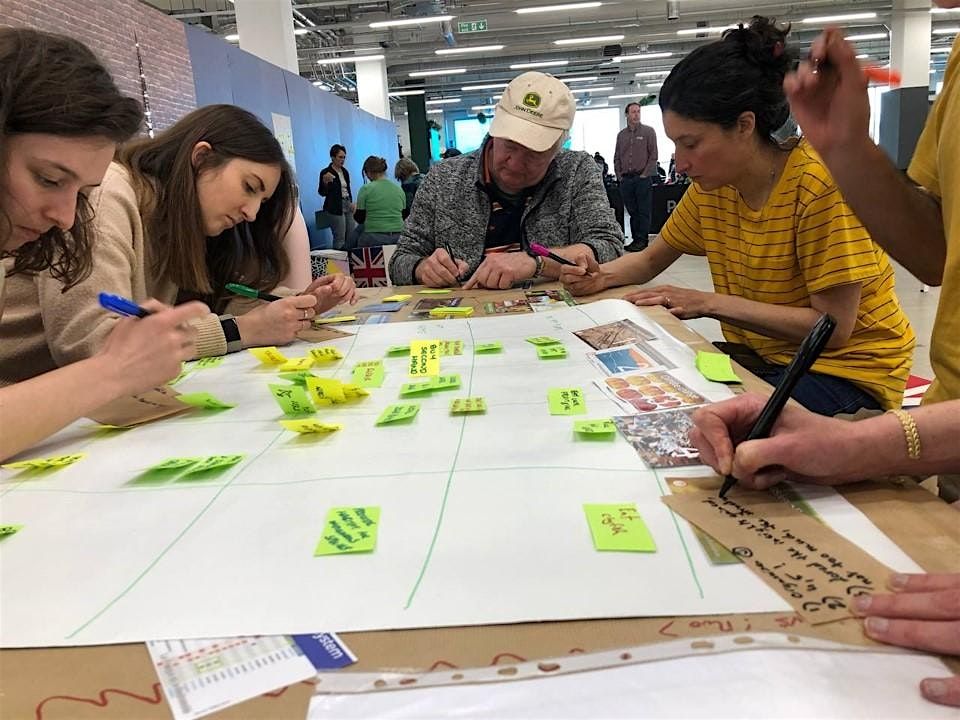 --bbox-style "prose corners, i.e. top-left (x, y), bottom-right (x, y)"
top-left (522, 92), bottom-right (542, 109)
